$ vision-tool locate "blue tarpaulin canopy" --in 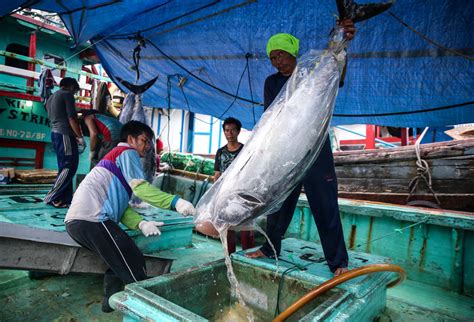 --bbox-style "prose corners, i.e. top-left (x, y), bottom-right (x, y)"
top-left (2, 0), bottom-right (473, 129)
